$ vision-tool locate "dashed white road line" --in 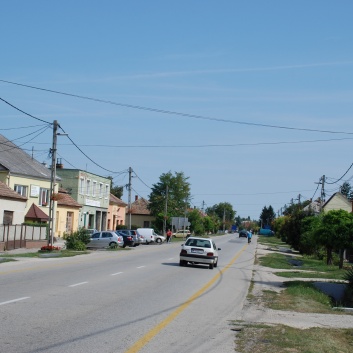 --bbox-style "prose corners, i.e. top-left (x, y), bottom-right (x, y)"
top-left (68, 282), bottom-right (88, 287)
top-left (0, 297), bottom-right (30, 306)
top-left (137, 266), bottom-right (145, 269)
top-left (111, 272), bottom-right (123, 276)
